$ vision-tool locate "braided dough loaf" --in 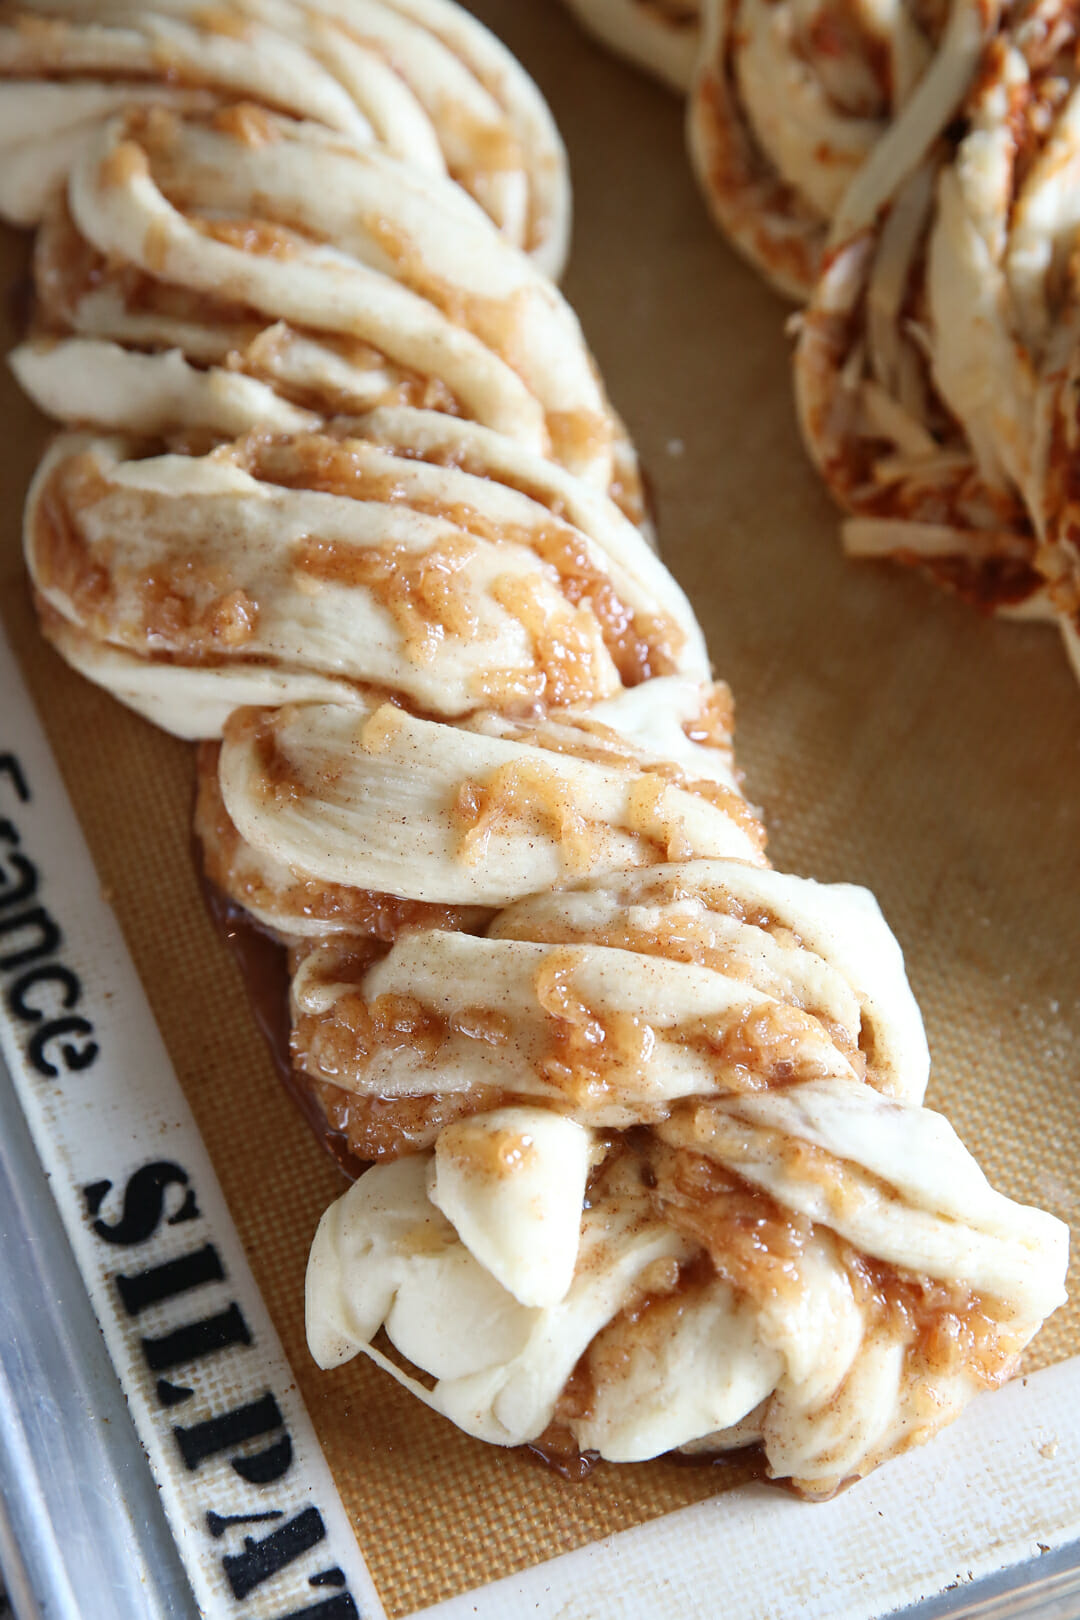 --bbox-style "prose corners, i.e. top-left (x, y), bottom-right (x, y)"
top-left (4, 0), bottom-right (1068, 1496)
top-left (794, 0), bottom-right (1080, 648)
